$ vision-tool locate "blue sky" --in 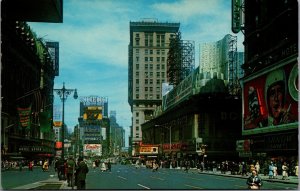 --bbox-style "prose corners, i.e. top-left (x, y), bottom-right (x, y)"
top-left (28, 0), bottom-right (244, 146)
